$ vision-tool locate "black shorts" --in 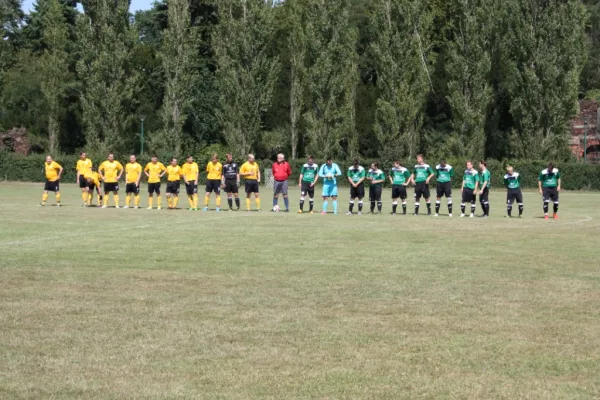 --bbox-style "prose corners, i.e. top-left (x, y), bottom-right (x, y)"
top-left (44, 180), bottom-right (60, 192)
top-left (89, 184), bottom-right (97, 192)
top-left (301, 181), bottom-right (315, 198)
top-left (185, 182), bottom-right (198, 196)
top-left (78, 175), bottom-right (89, 188)
top-left (147, 182), bottom-right (160, 195)
top-left (436, 182), bottom-right (452, 198)
top-left (224, 179), bottom-right (238, 194)
top-left (543, 187), bottom-right (559, 202)
top-left (415, 182), bottom-right (430, 200)
top-left (369, 185), bottom-right (382, 202)
top-left (350, 183), bottom-right (365, 199)
top-left (479, 187), bottom-right (489, 203)
top-left (126, 183), bottom-right (140, 195)
top-left (392, 185), bottom-right (407, 200)
top-left (166, 181), bottom-right (180, 195)
top-left (507, 188), bottom-right (523, 204)
top-left (245, 180), bottom-right (259, 194)
top-left (462, 187), bottom-right (476, 203)
top-left (205, 179), bottom-right (221, 194)
top-left (104, 182), bottom-right (119, 193)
